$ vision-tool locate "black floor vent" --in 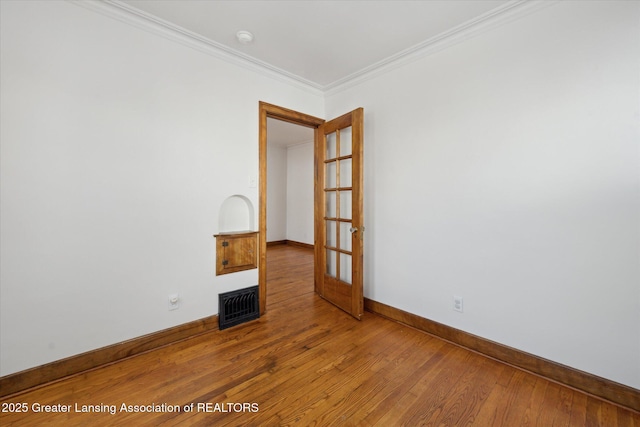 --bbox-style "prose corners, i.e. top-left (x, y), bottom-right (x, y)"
top-left (218, 286), bottom-right (259, 330)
